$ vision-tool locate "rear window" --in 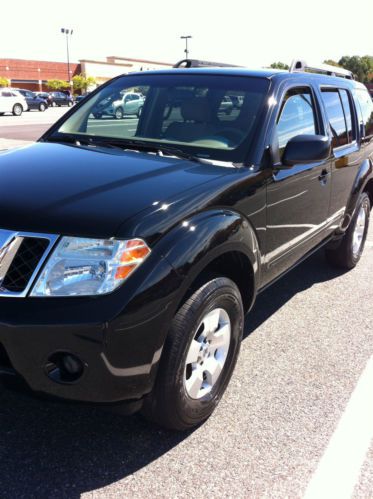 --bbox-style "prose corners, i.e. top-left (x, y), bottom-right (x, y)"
top-left (355, 88), bottom-right (373, 138)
